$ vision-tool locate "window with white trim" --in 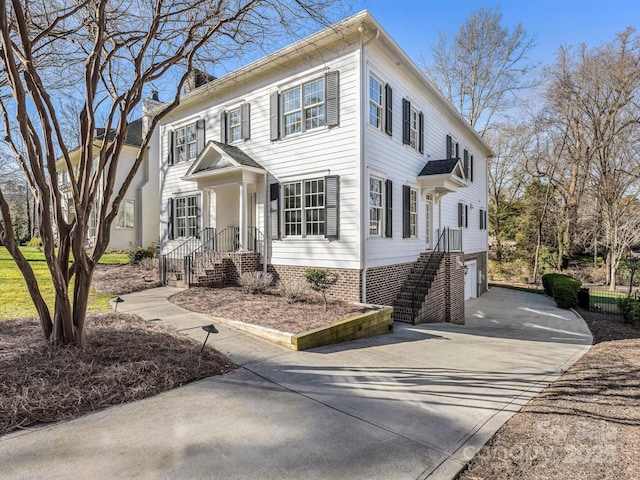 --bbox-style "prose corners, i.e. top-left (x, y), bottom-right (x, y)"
top-left (409, 108), bottom-right (418, 150)
top-left (175, 122), bottom-right (198, 163)
top-left (369, 177), bottom-right (384, 236)
top-left (369, 75), bottom-right (383, 130)
top-left (175, 195), bottom-right (199, 237)
top-left (283, 178), bottom-right (325, 236)
top-left (409, 188), bottom-right (417, 237)
top-left (116, 199), bottom-right (135, 229)
top-left (282, 78), bottom-right (325, 136)
top-left (228, 107), bottom-right (241, 142)
top-left (425, 194), bottom-right (432, 246)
